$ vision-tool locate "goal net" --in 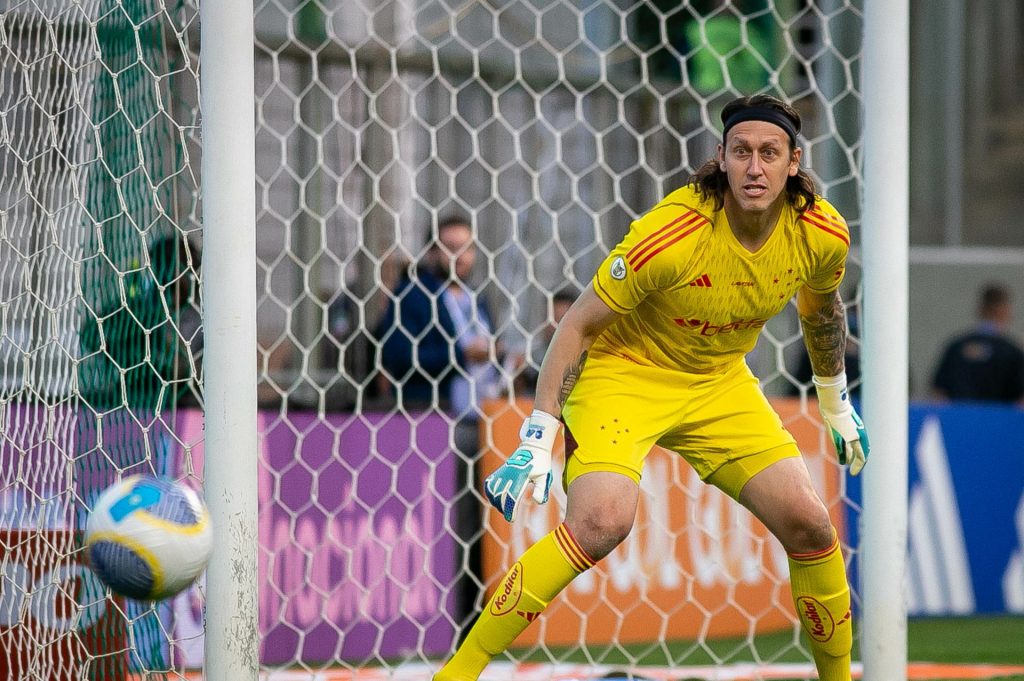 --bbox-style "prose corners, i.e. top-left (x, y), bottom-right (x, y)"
top-left (0, 0), bottom-right (867, 679)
